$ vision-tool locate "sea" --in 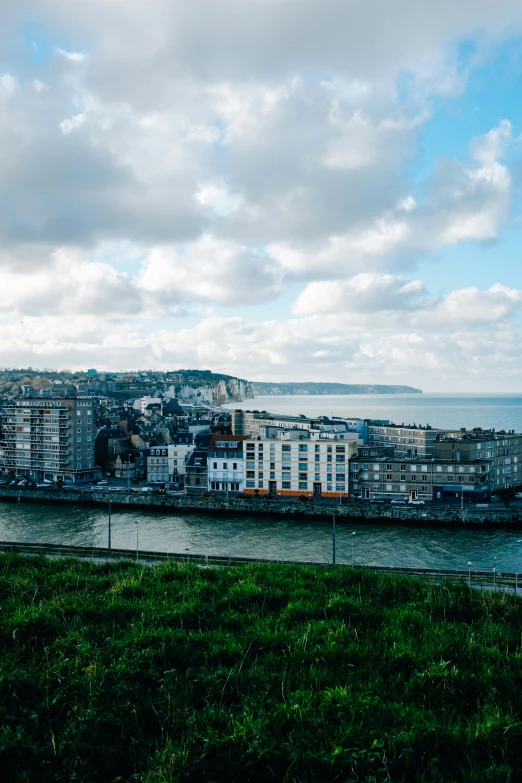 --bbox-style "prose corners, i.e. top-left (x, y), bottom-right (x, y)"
top-left (223, 393), bottom-right (522, 432)
top-left (1, 394), bottom-right (522, 572)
